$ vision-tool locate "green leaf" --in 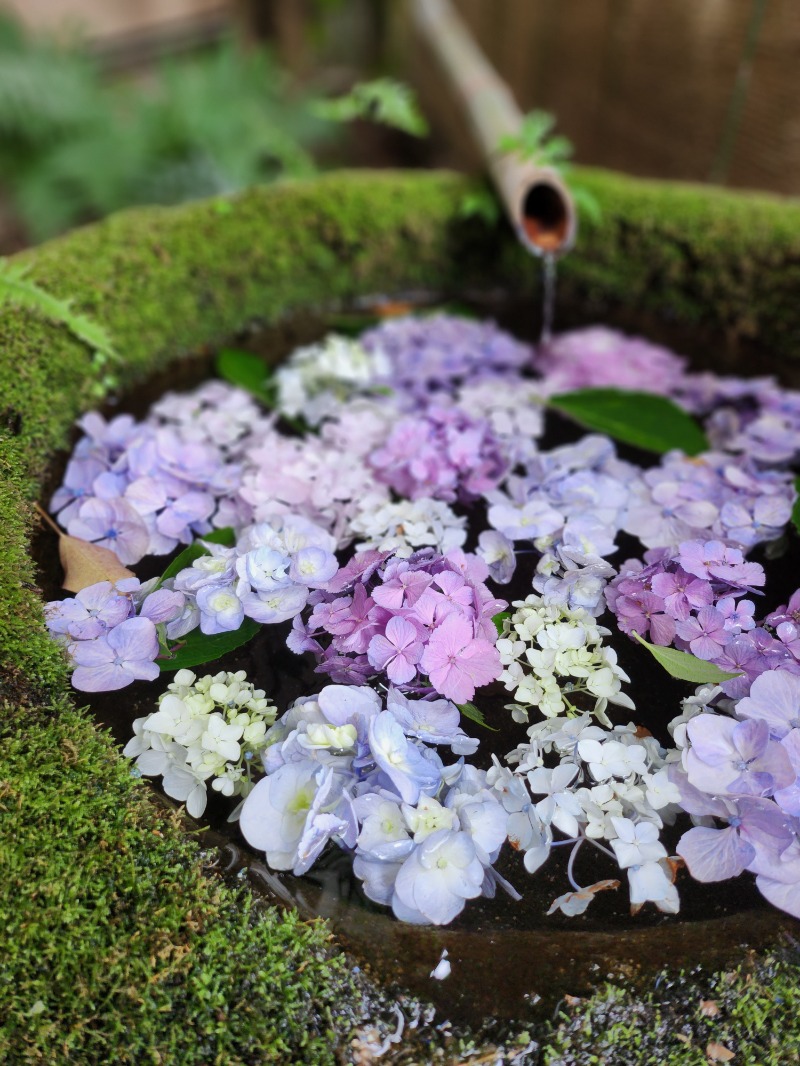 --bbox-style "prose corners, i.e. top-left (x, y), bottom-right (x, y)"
top-left (492, 611), bottom-right (511, 637)
top-left (216, 348), bottom-right (275, 406)
top-left (792, 477), bottom-right (800, 536)
top-left (154, 527), bottom-right (235, 590)
top-left (457, 702), bottom-right (498, 731)
top-left (312, 78), bottom-right (428, 137)
top-left (548, 389), bottom-right (709, 456)
top-left (633, 632), bottom-right (741, 683)
top-left (159, 618), bottom-right (260, 672)
top-left (497, 110), bottom-right (573, 169)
